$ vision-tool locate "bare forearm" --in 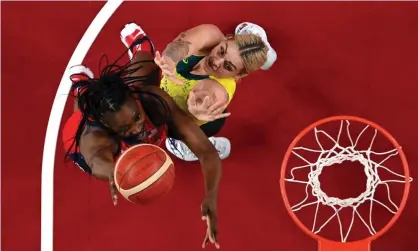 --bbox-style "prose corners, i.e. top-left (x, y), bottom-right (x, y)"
top-left (164, 89), bottom-right (223, 197)
top-left (163, 24), bottom-right (225, 63)
top-left (87, 151), bottom-right (115, 181)
top-left (200, 152), bottom-right (222, 197)
top-left (162, 35), bottom-right (191, 63)
top-left (91, 162), bottom-right (114, 180)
